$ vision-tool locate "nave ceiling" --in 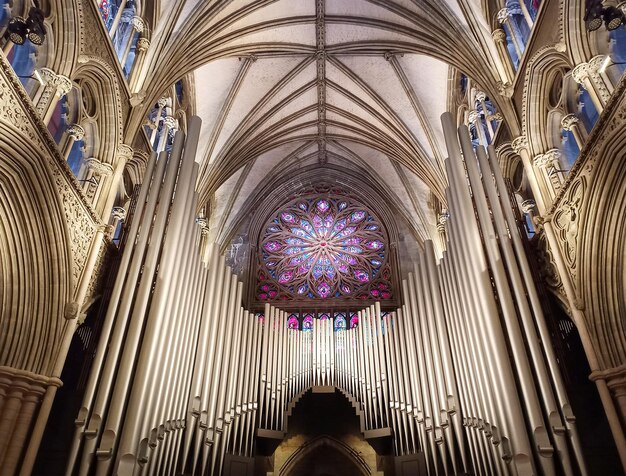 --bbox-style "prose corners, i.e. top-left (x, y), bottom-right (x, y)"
top-left (131, 0), bottom-right (510, 256)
